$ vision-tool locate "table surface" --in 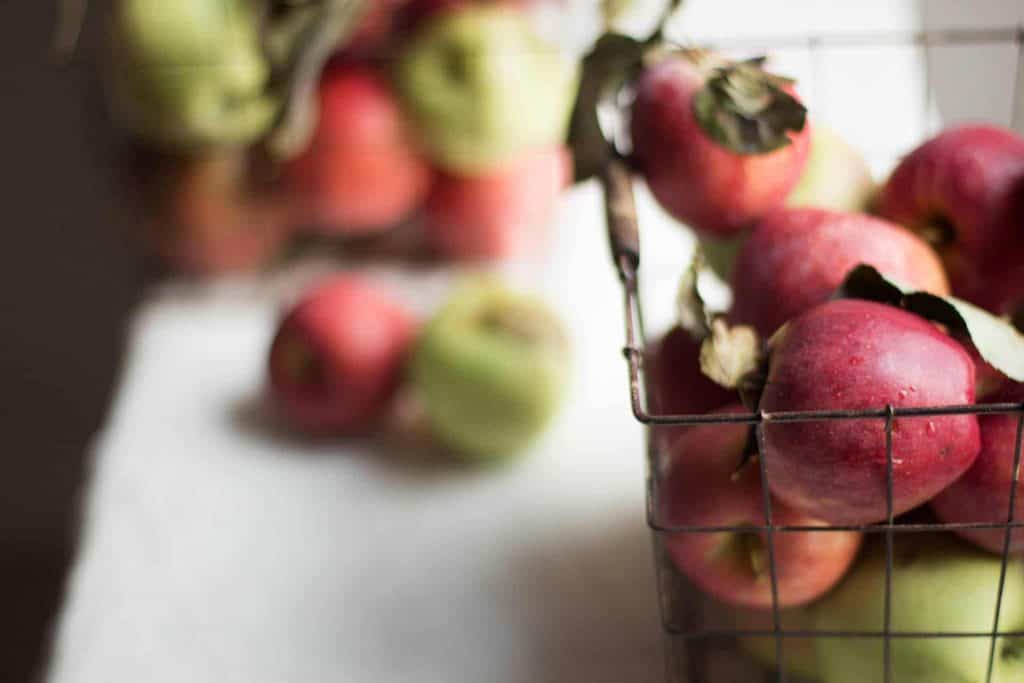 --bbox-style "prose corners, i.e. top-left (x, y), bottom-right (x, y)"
top-left (45, 180), bottom-right (697, 683)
